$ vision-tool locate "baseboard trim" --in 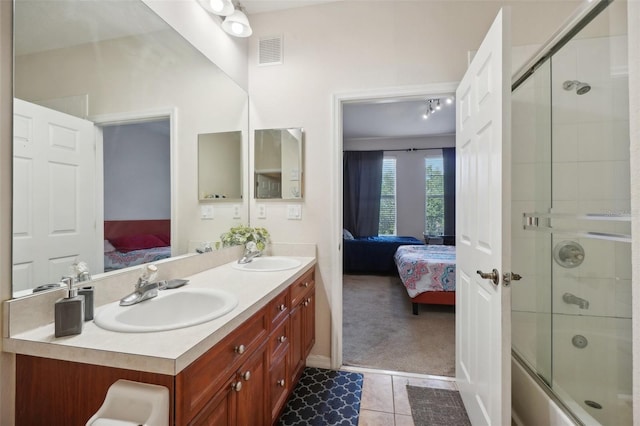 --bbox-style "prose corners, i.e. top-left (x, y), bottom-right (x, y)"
top-left (305, 354), bottom-right (331, 369)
